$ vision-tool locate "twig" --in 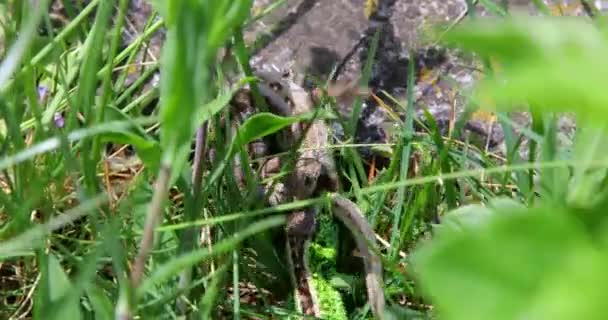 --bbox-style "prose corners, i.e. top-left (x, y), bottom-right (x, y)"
top-left (375, 233), bottom-right (407, 259)
top-left (432, 0), bottom-right (478, 47)
top-left (331, 35), bottom-right (368, 82)
top-left (10, 273), bottom-right (40, 320)
top-left (103, 159), bottom-right (114, 210)
top-left (130, 164), bottom-right (172, 289)
top-left (177, 123), bottom-right (212, 312)
top-left (193, 124), bottom-right (208, 198)
top-left (193, 125), bottom-right (212, 264)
